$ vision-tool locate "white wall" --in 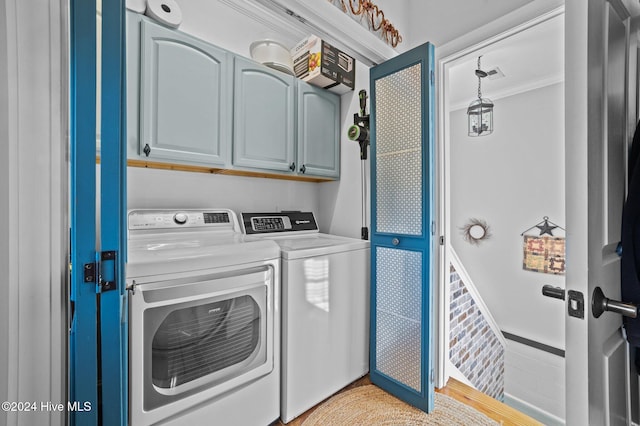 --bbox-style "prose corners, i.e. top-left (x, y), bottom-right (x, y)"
top-left (504, 340), bottom-right (566, 424)
top-left (450, 83), bottom-right (566, 421)
top-left (126, 1), bottom-right (367, 236)
top-left (318, 62), bottom-right (371, 239)
top-left (127, 167), bottom-right (321, 215)
top-left (450, 82), bottom-right (565, 349)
